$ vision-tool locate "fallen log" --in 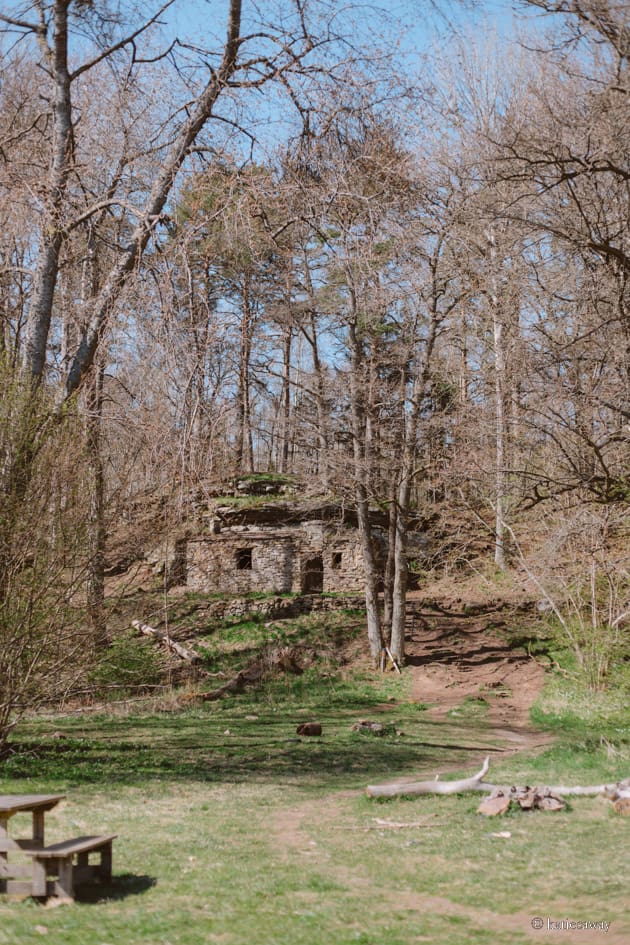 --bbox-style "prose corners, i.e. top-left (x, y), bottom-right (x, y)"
top-left (131, 619), bottom-right (201, 664)
top-left (197, 647), bottom-right (303, 702)
top-left (367, 757), bottom-right (492, 798)
top-left (366, 757), bottom-right (630, 800)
